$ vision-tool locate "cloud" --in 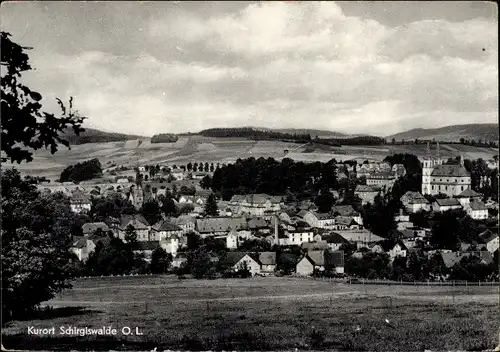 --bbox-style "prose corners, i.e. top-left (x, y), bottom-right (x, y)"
top-left (3, 1), bottom-right (497, 136)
